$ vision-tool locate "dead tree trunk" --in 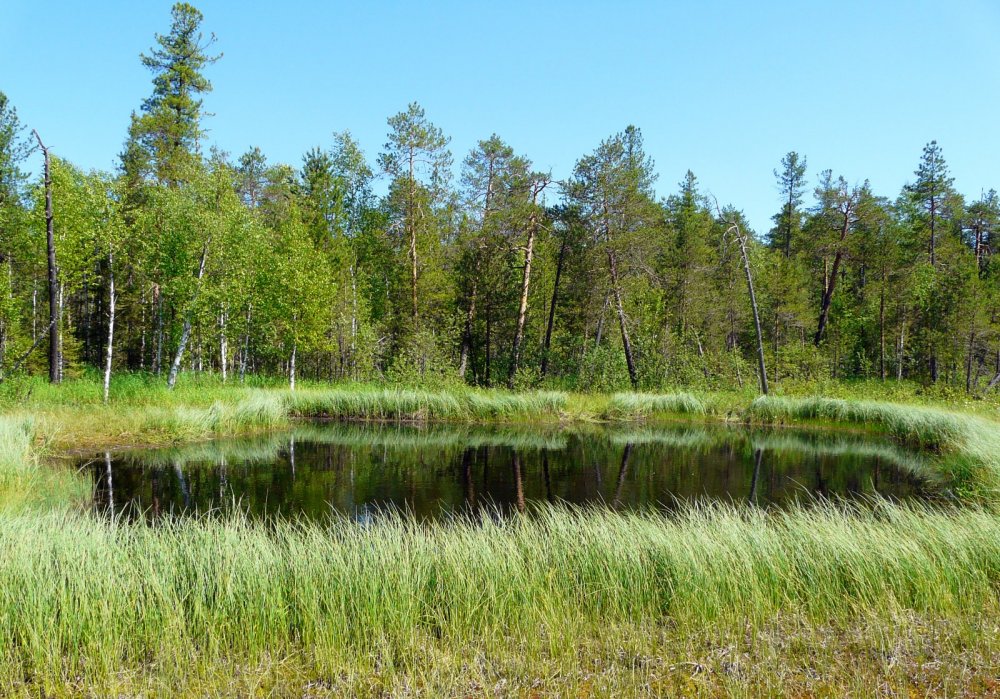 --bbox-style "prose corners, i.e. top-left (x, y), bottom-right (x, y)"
top-left (32, 130), bottom-right (60, 384)
top-left (814, 197), bottom-right (855, 346)
top-left (719, 207), bottom-right (769, 395)
top-left (540, 237), bottom-right (567, 378)
top-left (509, 212), bottom-right (539, 386)
top-left (608, 248), bottom-right (638, 389)
top-left (167, 239), bottom-right (210, 389)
